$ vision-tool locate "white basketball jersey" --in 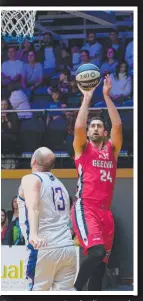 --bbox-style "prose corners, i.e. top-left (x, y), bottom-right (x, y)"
top-left (17, 172), bottom-right (73, 248)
